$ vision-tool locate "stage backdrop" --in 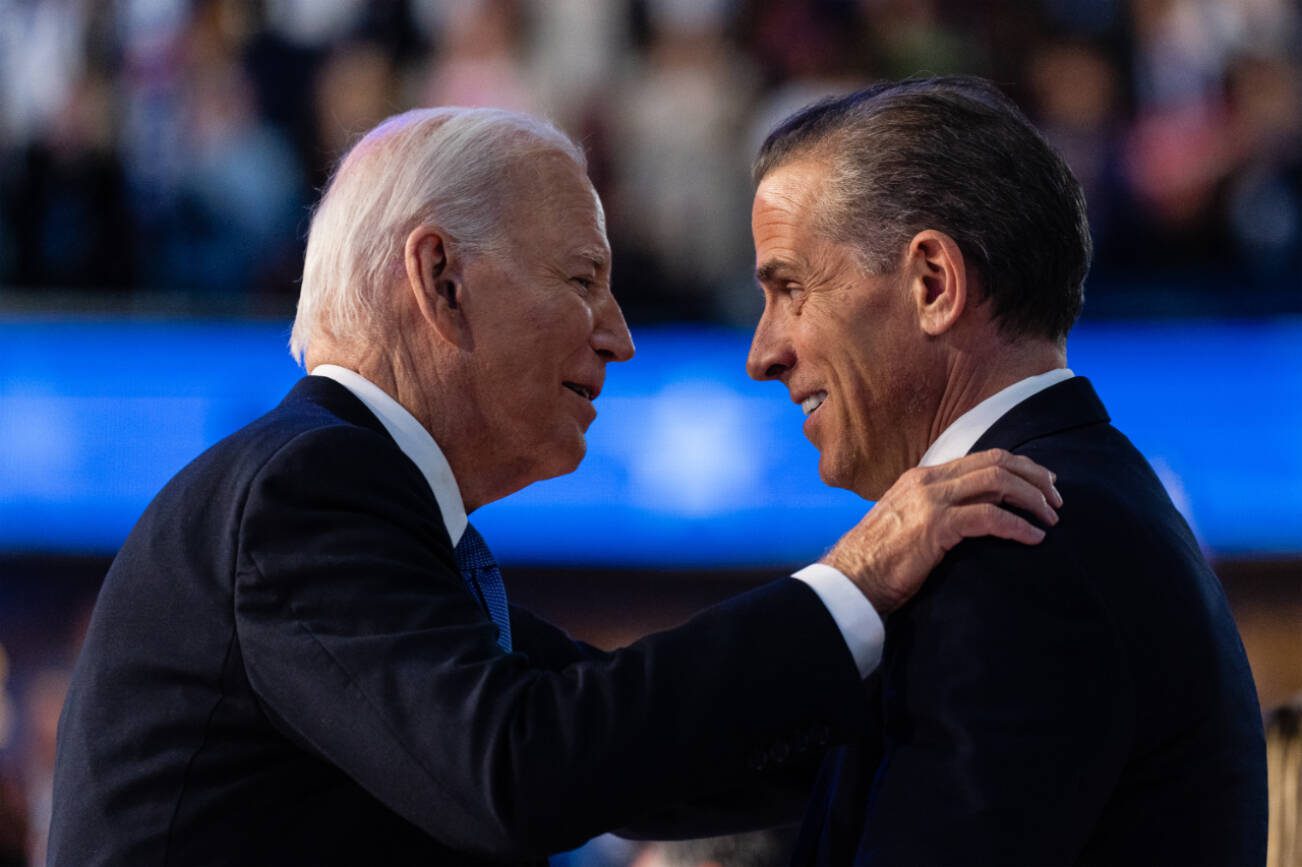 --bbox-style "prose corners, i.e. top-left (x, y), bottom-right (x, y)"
top-left (1, 317), bottom-right (1298, 565)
